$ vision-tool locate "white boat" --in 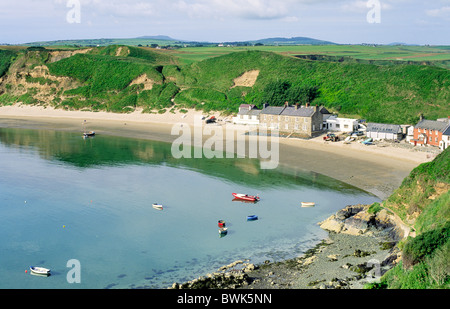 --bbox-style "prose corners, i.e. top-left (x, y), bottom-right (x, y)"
top-left (219, 227), bottom-right (228, 234)
top-left (152, 203), bottom-right (163, 210)
top-left (301, 202), bottom-right (315, 207)
top-left (30, 266), bottom-right (51, 276)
